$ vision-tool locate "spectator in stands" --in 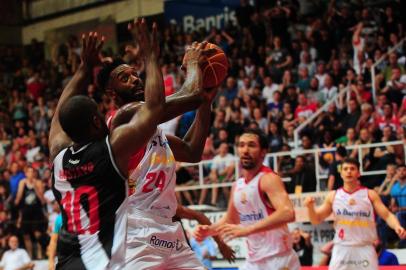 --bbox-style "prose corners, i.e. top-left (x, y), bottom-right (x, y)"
top-left (267, 121), bottom-right (283, 153)
top-left (375, 240), bottom-right (399, 266)
top-left (198, 143), bottom-right (235, 207)
top-left (373, 125), bottom-right (397, 171)
top-left (291, 228), bottom-right (313, 266)
top-left (327, 146), bottom-right (347, 190)
top-left (375, 102), bottom-right (401, 132)
top-left (377, 163), bottom-right (398, 197)
top-left (175, 162), bottom-right (195, 206)
top-left (267, 90), bottom-right (283, 120)
top-left (340, 99), bottom-right (361, 131)
top-left (266, 36), bottom-right (292, 83)
top-left (294, 93), bottom-right (317, 124)
top-left (8, 162), bottom-right (24, 200)
top-left (14, 166), bottom-right (46, 259)
top-left (284, 155), bottom-right (316, 193)
top-left (390, 164), bottom-right (406, 247)
top-left (0, 235), bottom-right (34, 270)
top-left (320, 75), bottom-right (338, 104)
top-left (262, 76), bottom-right (279, 105)
top-left (356, 102), bottom-right (375, 133)
top-left (382, 66), bottom-right (406, 107)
